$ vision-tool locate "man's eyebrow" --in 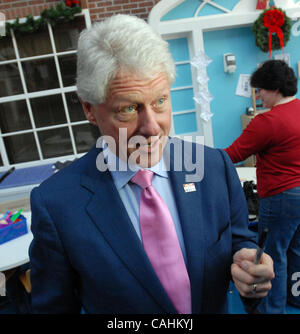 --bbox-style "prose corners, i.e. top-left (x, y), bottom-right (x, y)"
top-left (112, 92), bottom-right (169, 104)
